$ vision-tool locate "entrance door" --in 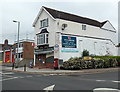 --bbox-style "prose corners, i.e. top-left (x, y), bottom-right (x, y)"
top-left (39, 54), bottom-right (46, 63)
